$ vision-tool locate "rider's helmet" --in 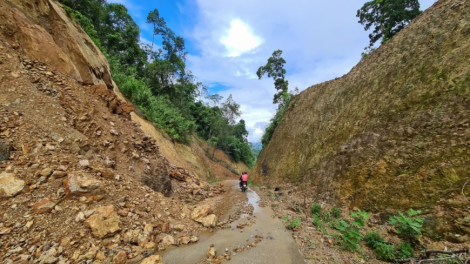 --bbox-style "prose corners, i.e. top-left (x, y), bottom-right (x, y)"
top-left (242, 171), bottom-right (247, 174)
